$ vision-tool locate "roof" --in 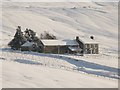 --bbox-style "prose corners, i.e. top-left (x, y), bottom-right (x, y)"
top-left (63, 40), bottom-right (79, 46)
top-left (78, 37), bottom-right (98, 44)
top-left (41, 39), bottom-right (79, 46)
top-left (68, 46), bottom-right (82, 52)
top-left (22, 41), bottom-right (34, 47)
